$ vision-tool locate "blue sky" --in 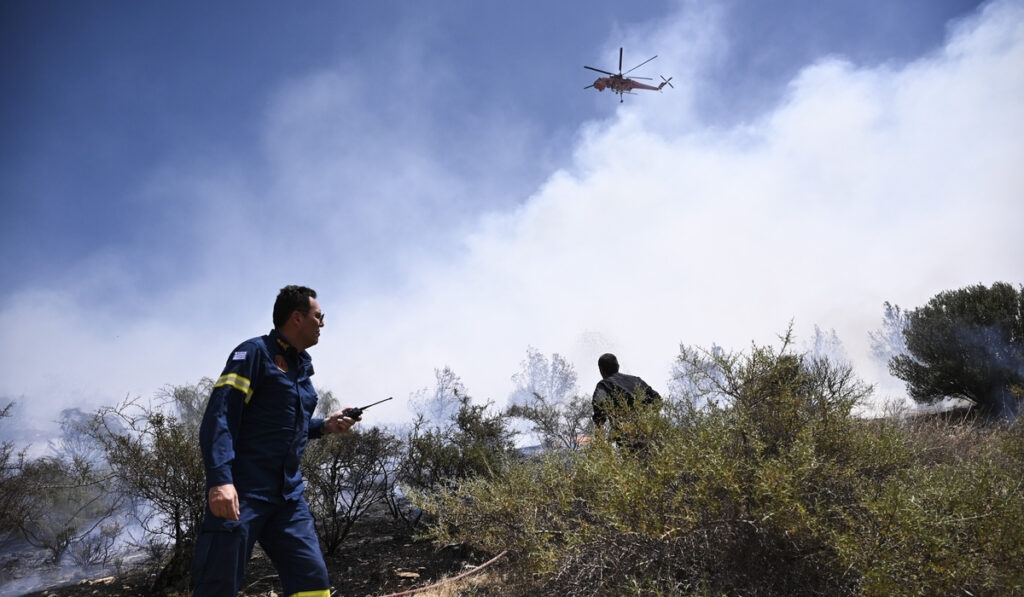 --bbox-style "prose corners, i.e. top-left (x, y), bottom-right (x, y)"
top-left (2, 0), bottom-right (1021, 433)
